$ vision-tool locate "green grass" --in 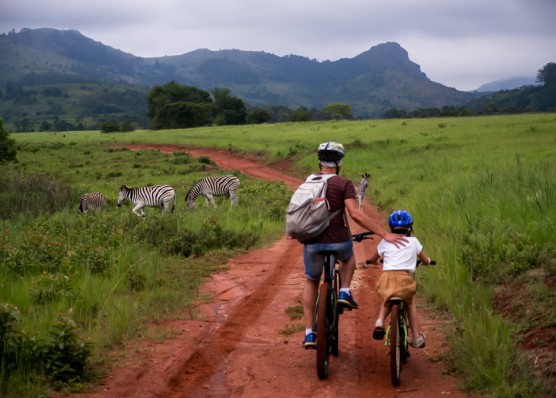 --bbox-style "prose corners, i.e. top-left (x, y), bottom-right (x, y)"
top-left (3, 113), bottom-right (556, 396)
